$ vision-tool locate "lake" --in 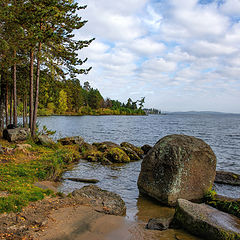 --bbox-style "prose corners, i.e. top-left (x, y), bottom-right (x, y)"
top-left (38, 113), bottom-right (240, 239)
